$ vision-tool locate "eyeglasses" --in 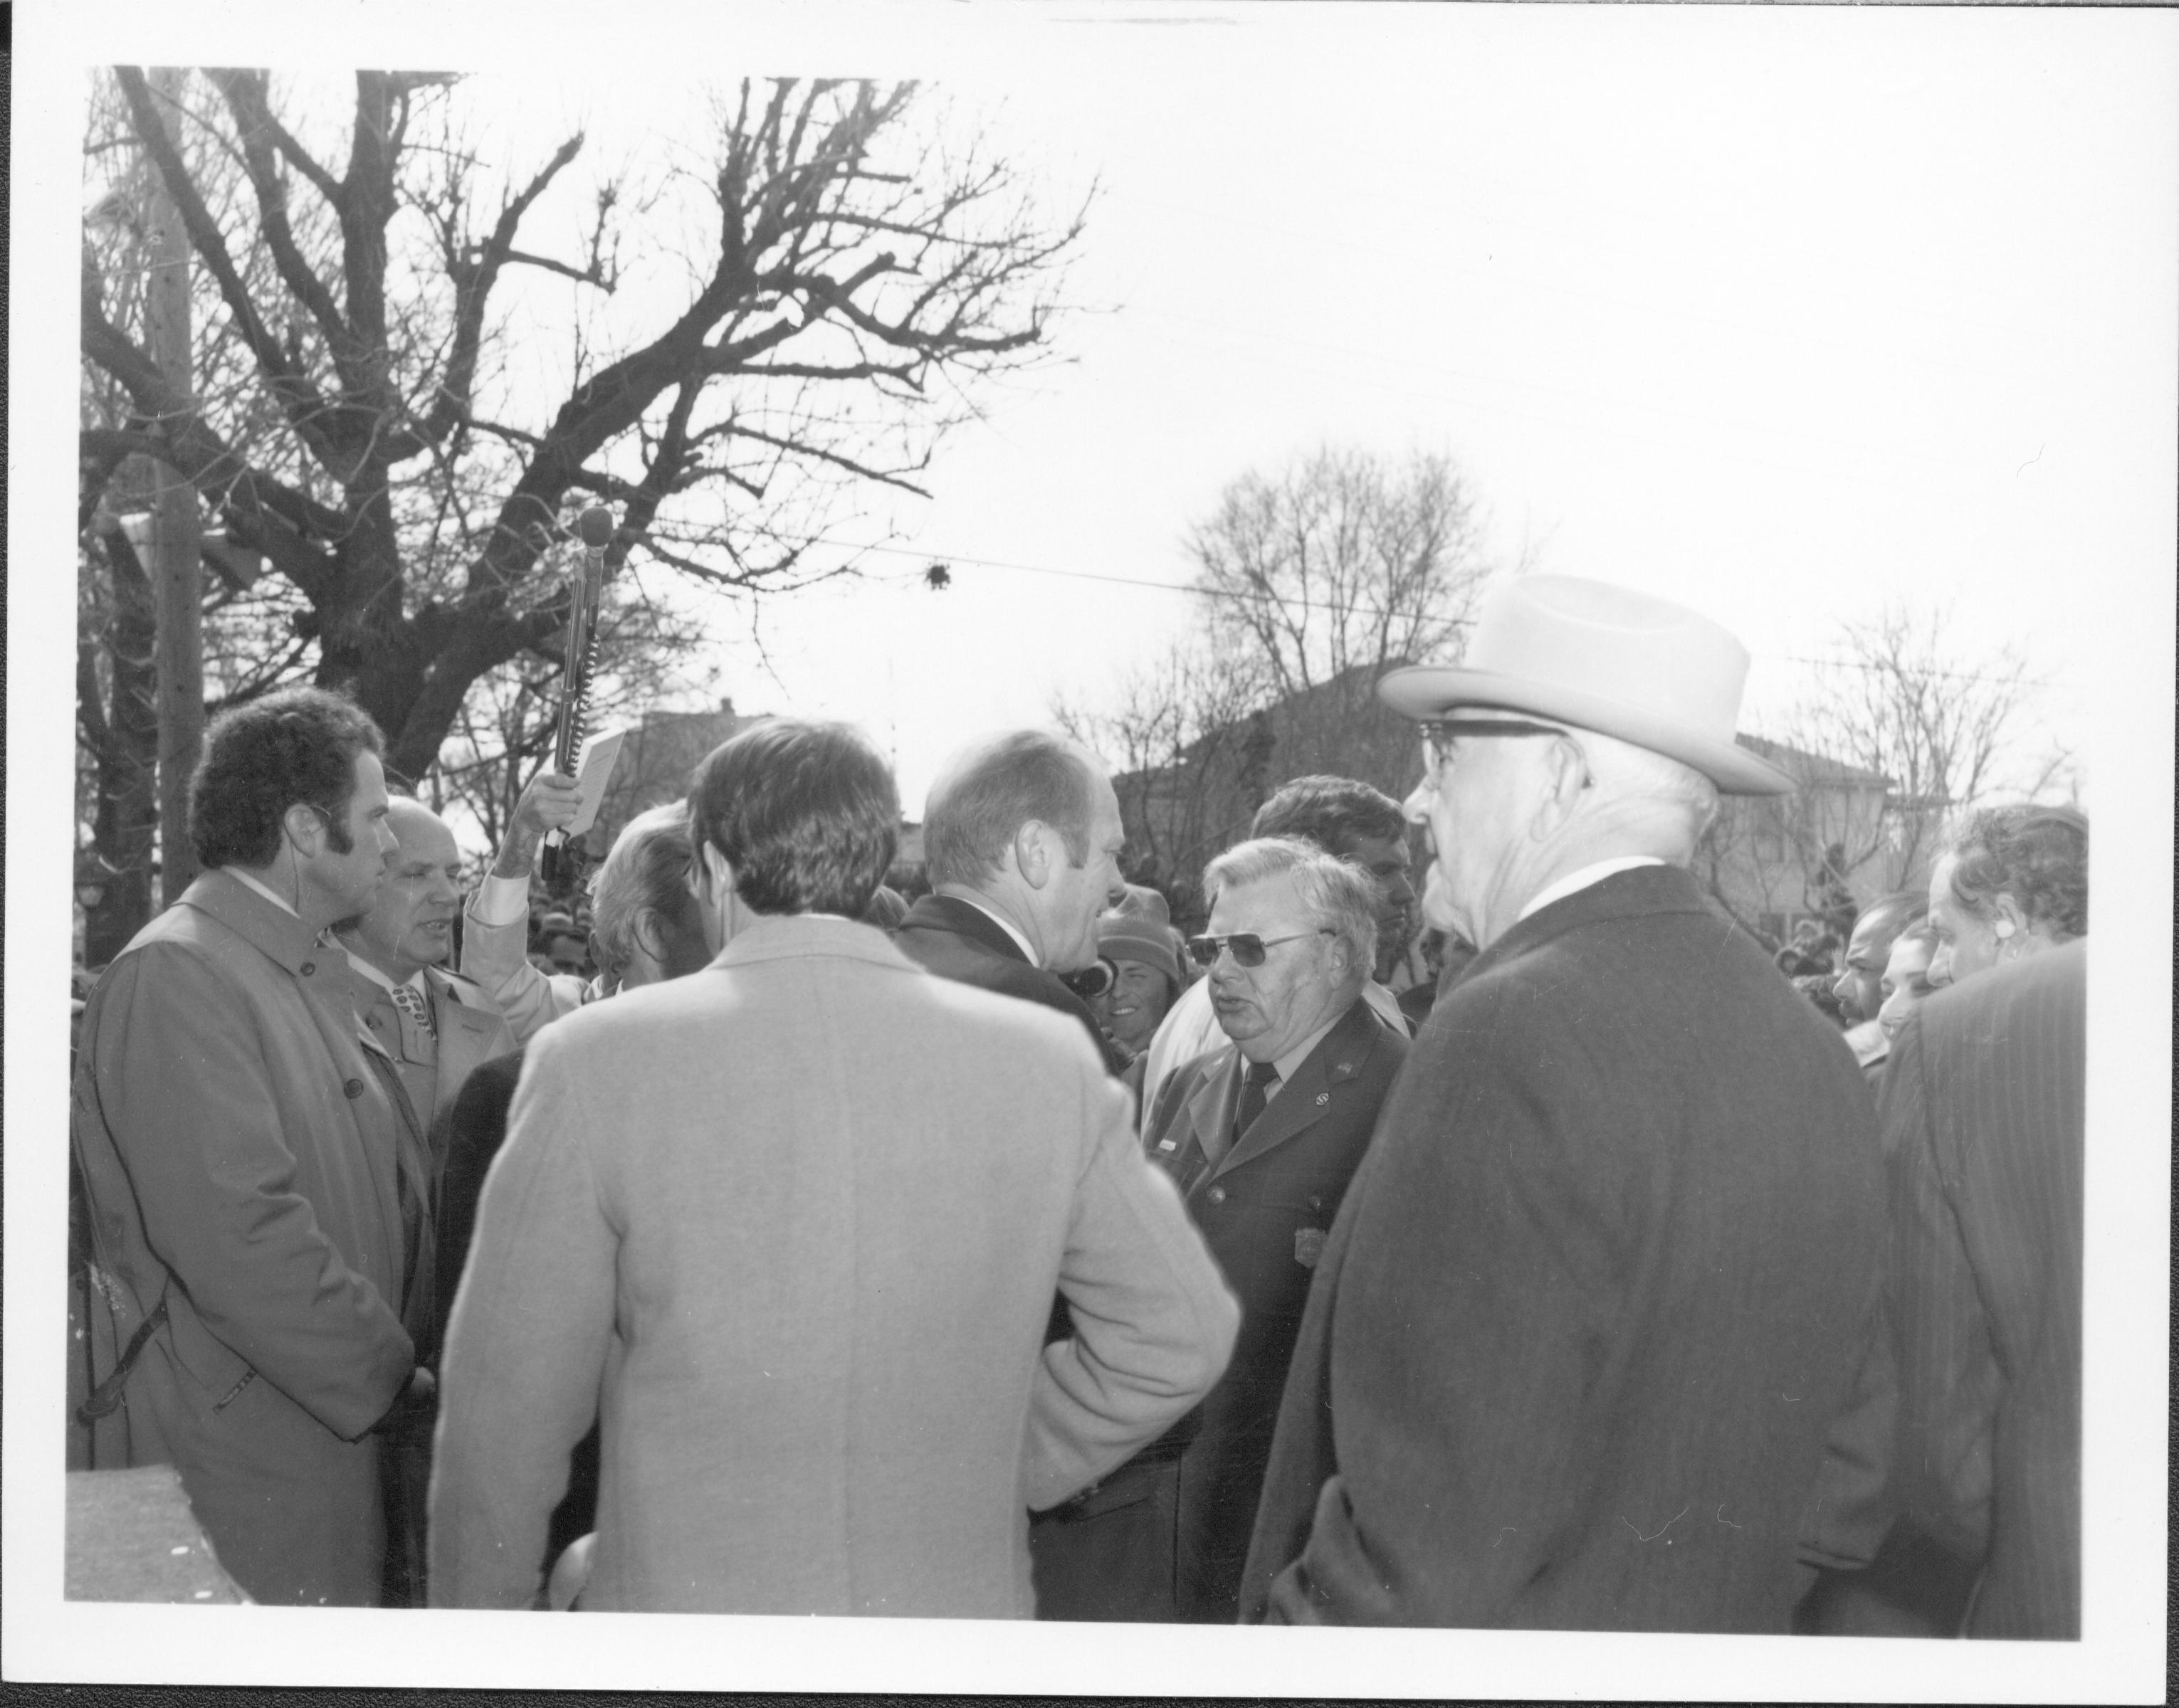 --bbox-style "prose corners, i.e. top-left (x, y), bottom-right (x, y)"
top-left (1185, 929), bottom-right (1333, 970)
top-left (1420, 717), bottom-right (1572, 774)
